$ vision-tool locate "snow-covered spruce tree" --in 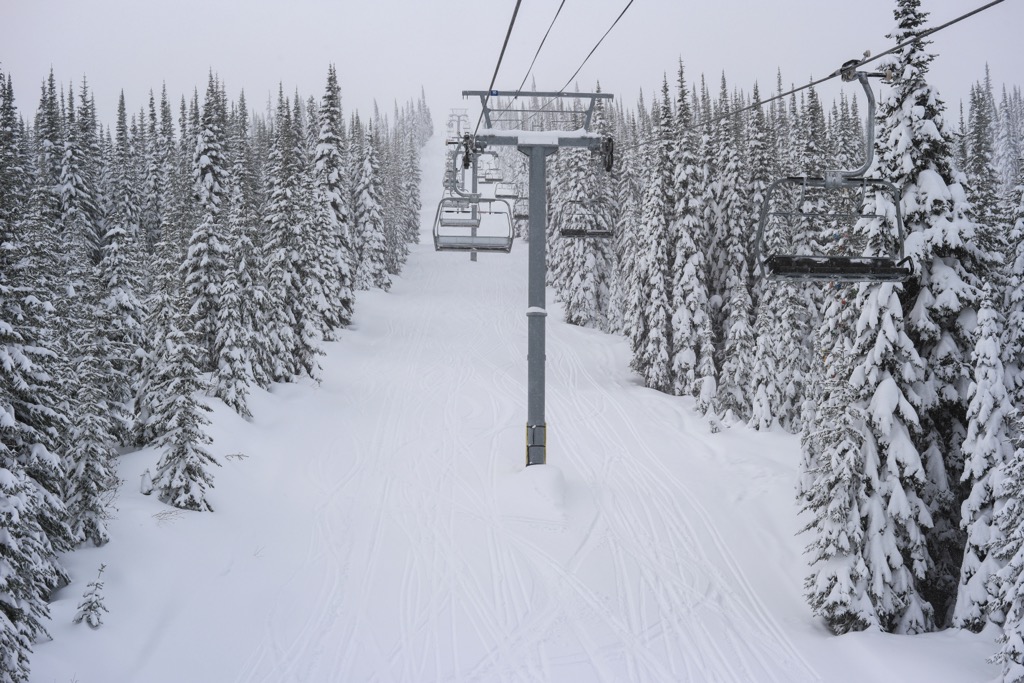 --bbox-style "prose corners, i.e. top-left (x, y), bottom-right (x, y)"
top-left (111, 91), bottom-right (141, 261)
top-left (994, 86), bottom-right (1022, 207)
top-left (833, 277), bottom-right (934, 633)
top-left (149, 244), bottom-right (219, 511)
top-left (33, 69), bottom-right (64, 228)
top-left (547, 93), bottom-right (615, 331)
top-left (1, 95), bottom-right (75, 675)
top-left (709, 76), bottom-right (755, 424)
top-left (134, 94), bottom-right (194, 446)
top-left (261, 87), bottom-right (322, 382)
top-left (377, 120), bottom-right (408, 276)
top-left (311, 64), bottom-right (356, 334)
top-left (1006, 154), bottom-right (1024, 406)
top-left (96, 202), bottom-right (146, 442)
top-left (399, 120), bottom-right (424, 247)
top-left (952, 284), bottom-right (1013, 631)
top-left (612, 109), bottom-right (643, 337)
top-left (629, 85), bottom-right (675, 394)
top-left (352, 124), bottom-right (391, 291)
top-left (877, 0), bottom-right (1001, 623)
top-left (964, 79), bottom-right (1005, 257)
top-left (747, 82), bottom-right (787, 430)
top-left (992, 408), bottom-right (1024, 678)
top-left (205, 94), bottom-right (258, 417)
top-left (669, 62), bottom-right (715, 401)
top-left (183, 73), bottom-right (230, 371)
top-left (290, 94), bottom-right (332, 369)
top-left (212, 172), bottom-right (255, 418)
top-left (63, 300), bottom-right (120, 547)
top-left (799, 296), bottom-right (876, 633)
top-left (72, 565), bottom-right (108, 629)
